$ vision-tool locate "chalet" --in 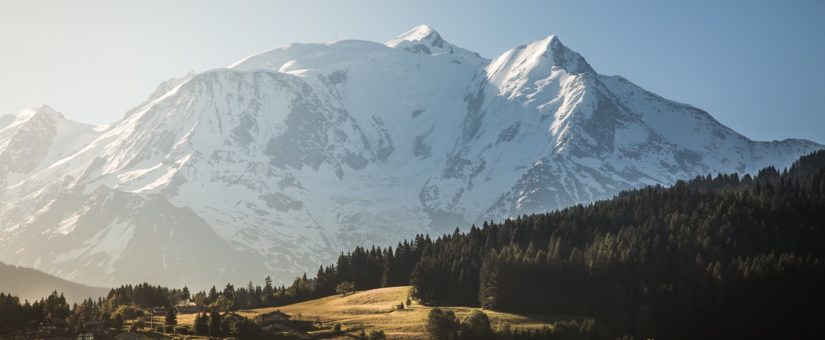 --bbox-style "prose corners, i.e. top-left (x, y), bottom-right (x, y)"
top-left (253, 310), bottom-right (291, 326)
top-left (174, 303), bottom-right (201, 314)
